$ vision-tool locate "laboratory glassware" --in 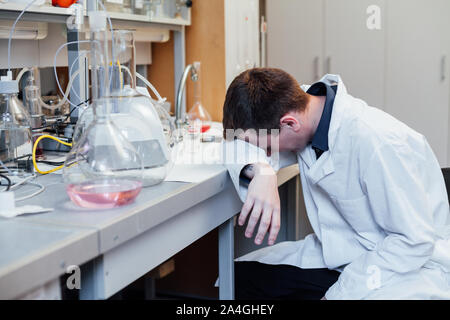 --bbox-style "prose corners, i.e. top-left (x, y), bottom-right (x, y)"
top-left (174, 0), bottom-right (192, 18)
top-left (104, 0), bottom-right (133, 14)
top-left (24, 73), bottom-right (45, 160)
top-left (63, 98), bottom-right (144, 209)
top-left (63, 11), bottom-right (144, 209)
top-left (143, 0), bottom-right (166, 18)
top-left (0, 76), bottom-right (33, 177)
top-left (187, 62), bottom-right (212, 134)
top-left (133, 0), bottom-right (146, 15)
top-left (73, 30), bottom-right (174, 187)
